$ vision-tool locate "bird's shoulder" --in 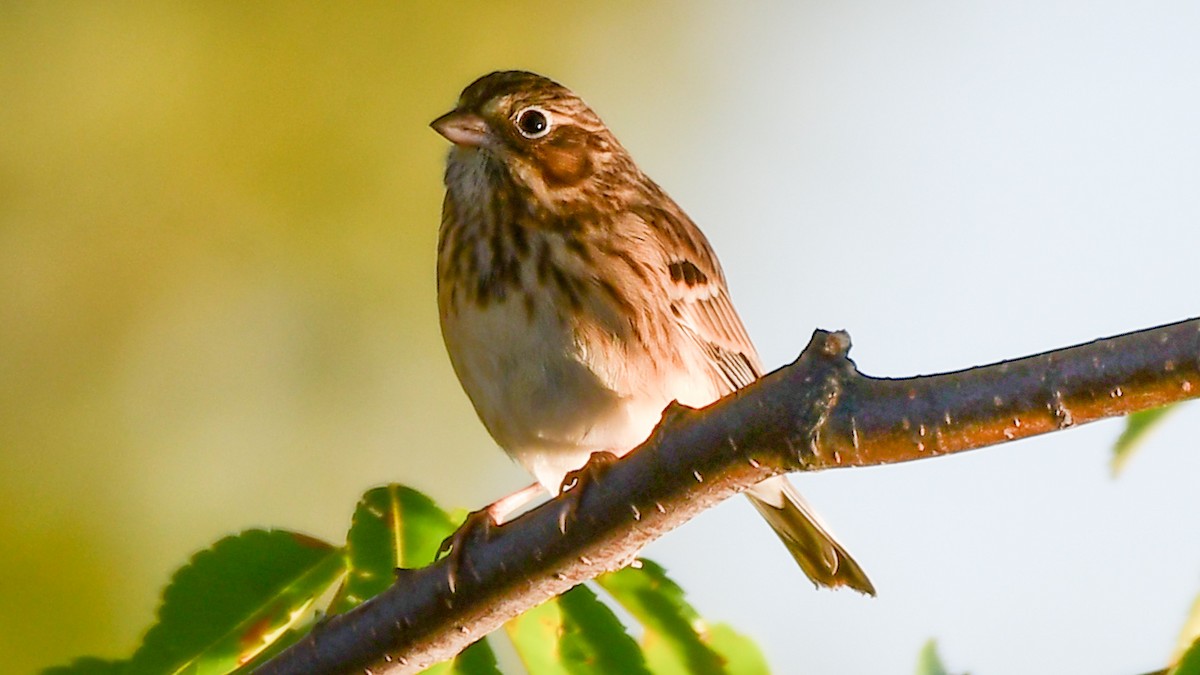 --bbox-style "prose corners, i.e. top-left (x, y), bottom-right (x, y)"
top-left (612, 192), bottom-right (764, 390)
